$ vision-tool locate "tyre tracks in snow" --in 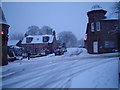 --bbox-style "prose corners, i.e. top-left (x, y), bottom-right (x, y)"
top-left (2, 55), bottom-right (117, 88)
